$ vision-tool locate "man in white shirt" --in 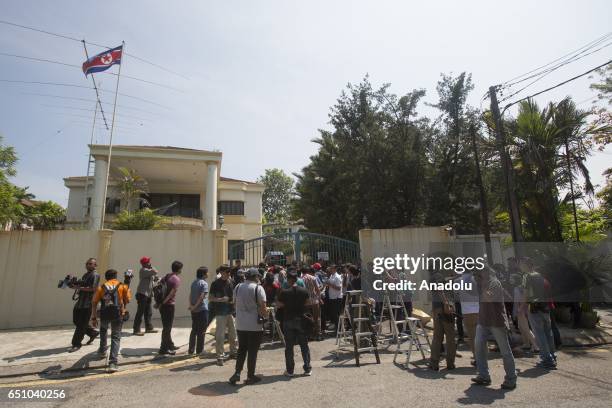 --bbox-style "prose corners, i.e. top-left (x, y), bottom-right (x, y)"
top-left (326, 265), bottom-right (343, 329)
top-left (455, 271), bottom-right (479, 365)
